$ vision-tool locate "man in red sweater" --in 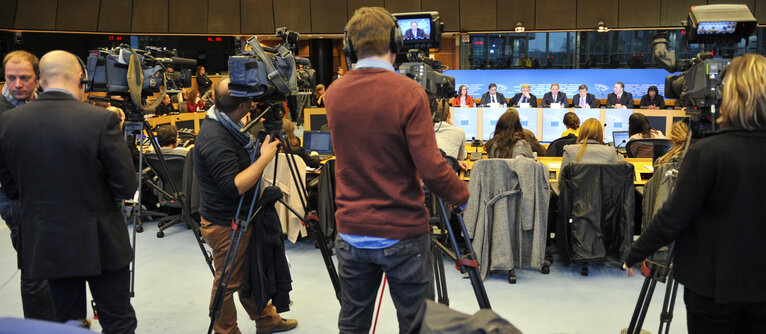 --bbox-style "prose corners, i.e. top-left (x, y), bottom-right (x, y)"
top-left (325, 7), bottom-right (469, 333)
